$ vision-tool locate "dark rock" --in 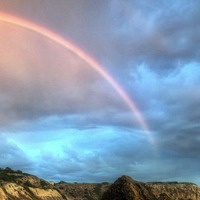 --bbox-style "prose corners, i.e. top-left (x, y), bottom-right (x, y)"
top-left (101, 175), bottom-right (156, 200)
